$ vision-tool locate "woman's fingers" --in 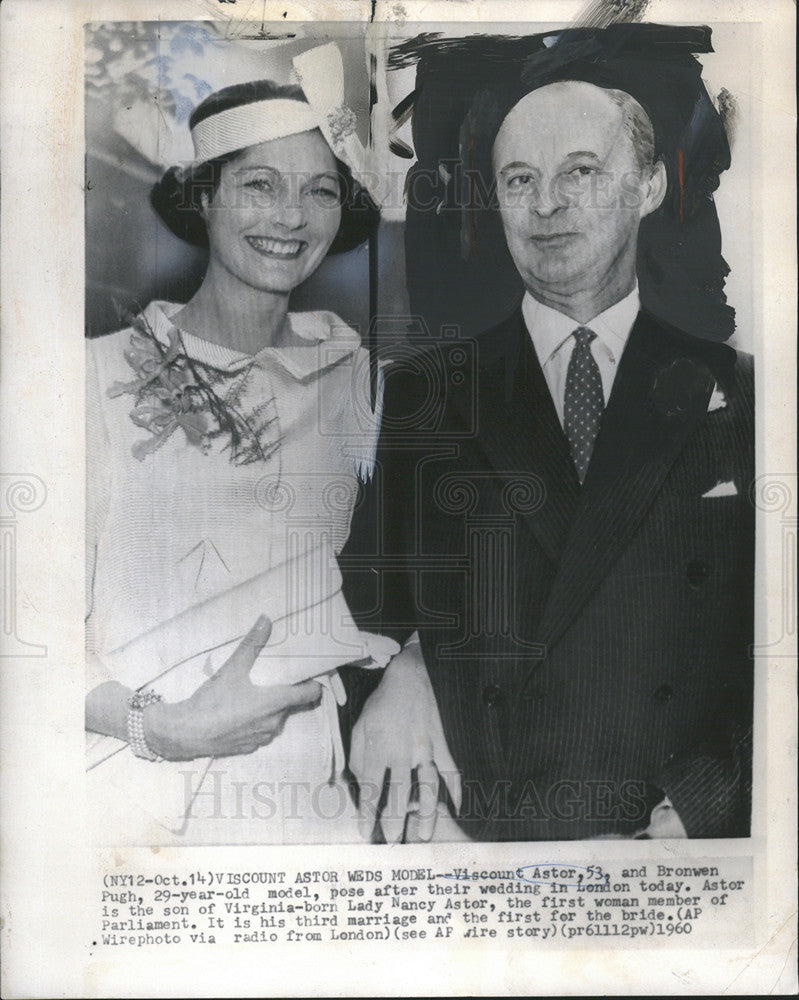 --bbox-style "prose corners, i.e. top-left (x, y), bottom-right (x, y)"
top-left (249, 679), bottom-right (323, 722)
top-left (219, 616), bottom-right (273, 679)
top-left (275, 679), bottom-right (324, 711)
